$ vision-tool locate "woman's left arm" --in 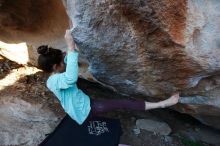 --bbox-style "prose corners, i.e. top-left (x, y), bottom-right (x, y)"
top-left (47, 50), bottom-right (79, 91)
top-left (62, 50), bottom-right (79, 84)
top-left (47, 29), bottom-right (79, 90)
